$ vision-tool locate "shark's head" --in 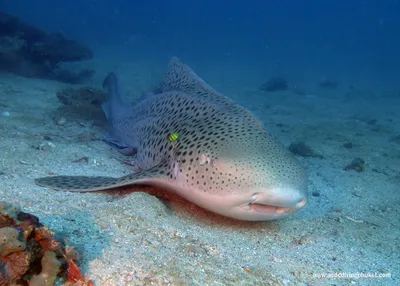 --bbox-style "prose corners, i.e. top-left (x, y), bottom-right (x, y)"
top-left (208, 140), bottom-right (308, 221)
top-left (131, 56), bottom-right (308, 221)
top-left (169, 115), bottom-right (308, 221)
